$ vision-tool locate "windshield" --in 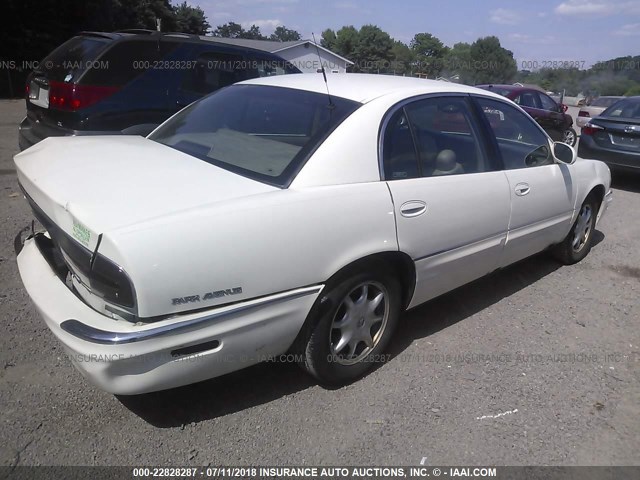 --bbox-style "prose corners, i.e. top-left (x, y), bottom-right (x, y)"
top-left (149, 85), bottom-right (361, 187)
top-left (602, 98), bottom-right (640, 119)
